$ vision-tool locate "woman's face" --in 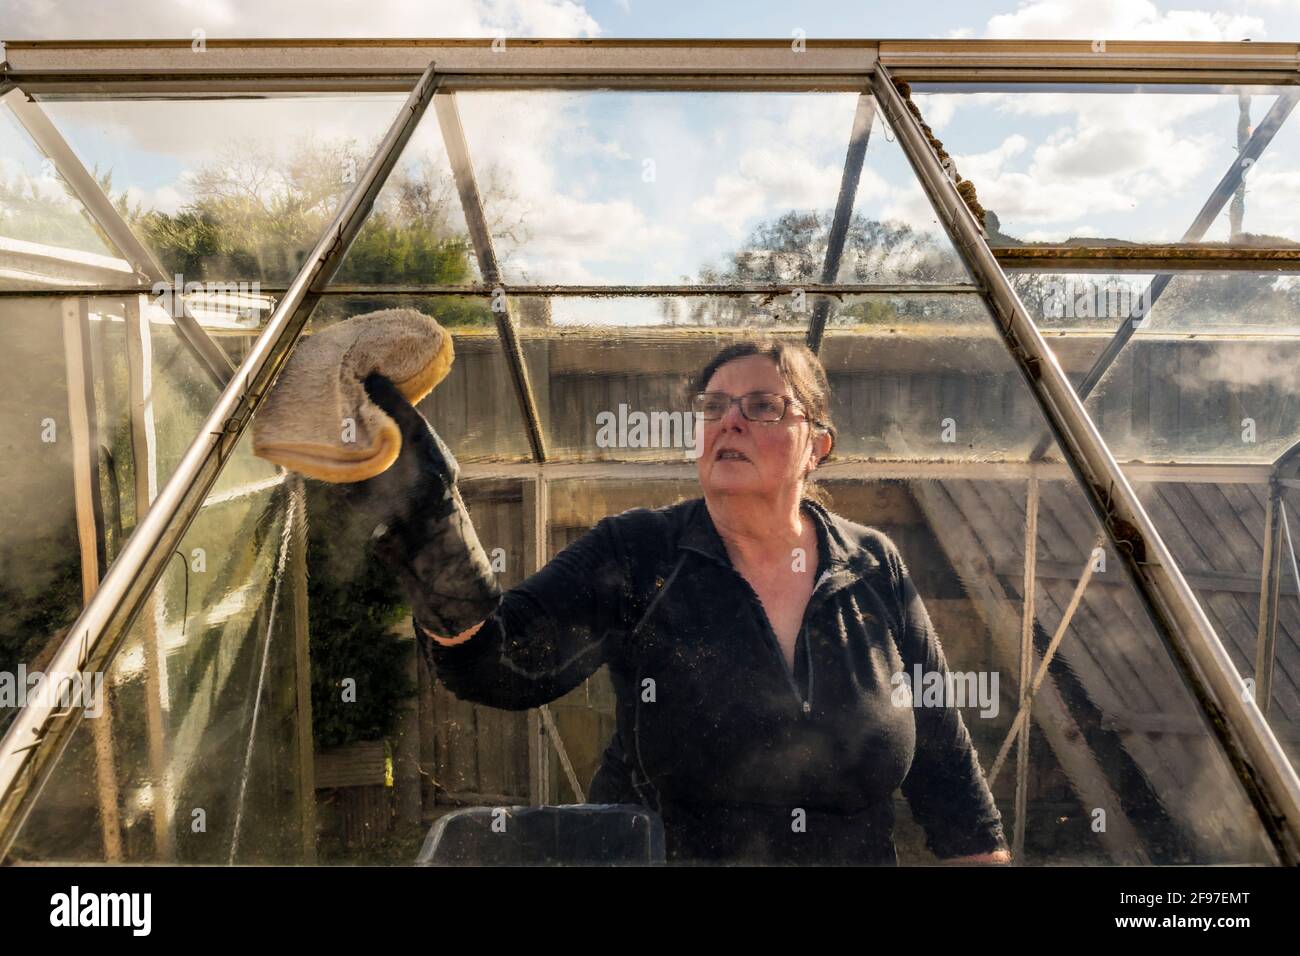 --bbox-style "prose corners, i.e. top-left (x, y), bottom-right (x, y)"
top-left (695, 355), bottom-right (823, 501)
